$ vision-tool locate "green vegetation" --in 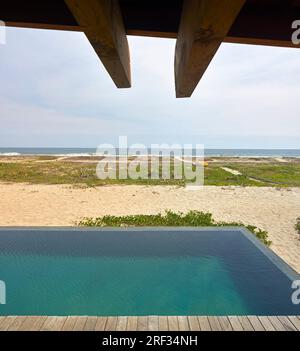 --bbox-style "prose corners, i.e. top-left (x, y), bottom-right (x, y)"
top-left (0, 161), bottom-right (184, 187)
top-left (296, 218), bottom-right (300, 235)
top-left (78, 210), bottom-right (271, 246)
top-left (204, 164), bottom-right (261, 186)
top-left (223, 163), bottom-right (300, 187)
top-left (0, 159), bottom-right (299, 187)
